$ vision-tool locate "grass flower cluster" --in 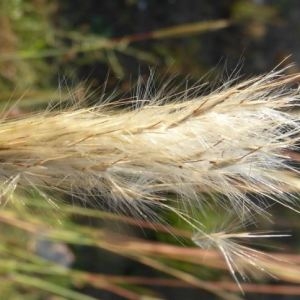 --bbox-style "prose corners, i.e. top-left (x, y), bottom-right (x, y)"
top-left (0, 68), bottom-right (300, 298)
